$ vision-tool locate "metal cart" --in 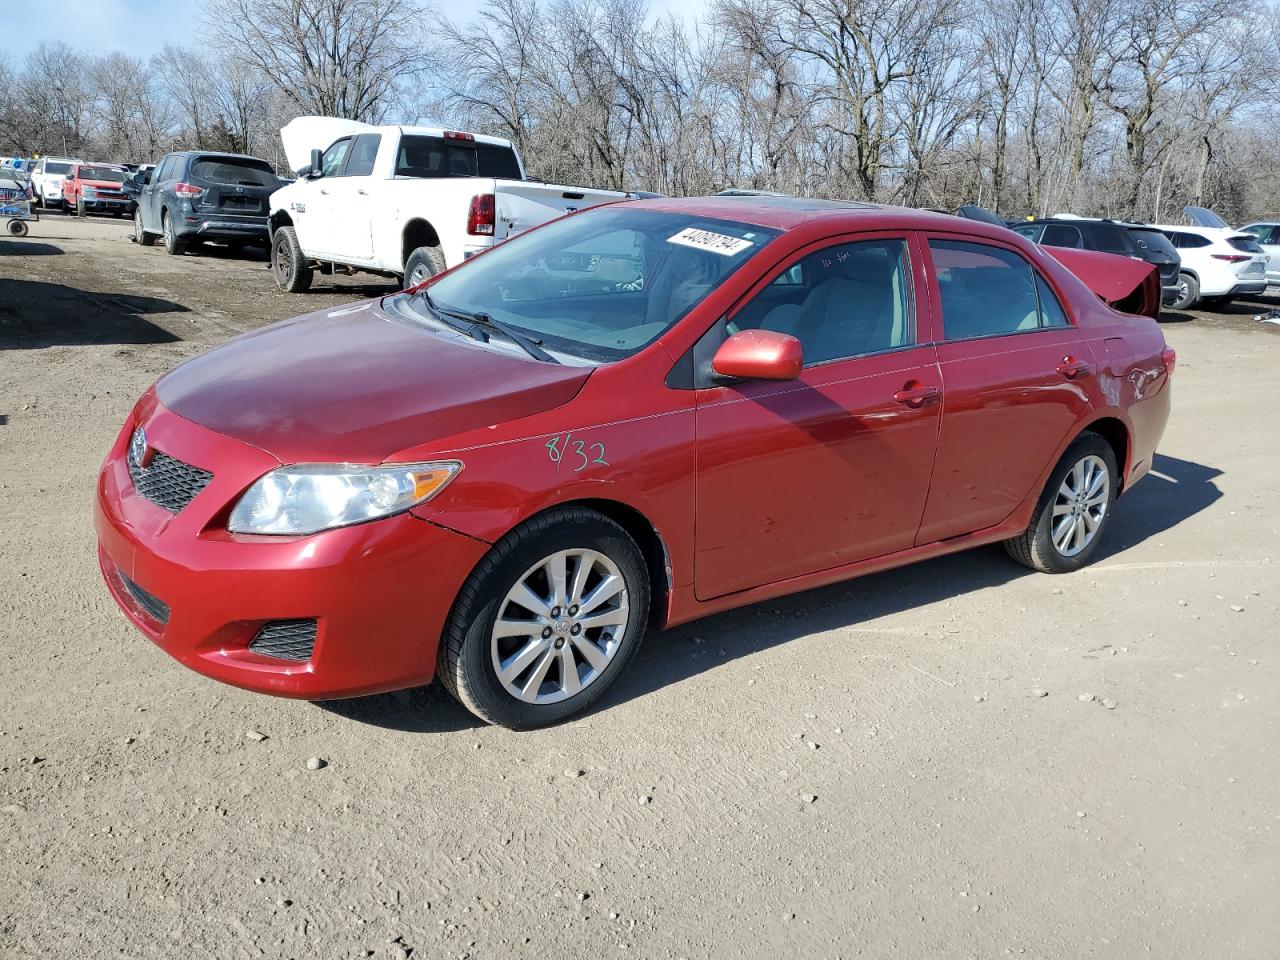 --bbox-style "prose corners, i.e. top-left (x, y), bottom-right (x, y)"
top-left (0, 188), bottom-right (38, 238)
